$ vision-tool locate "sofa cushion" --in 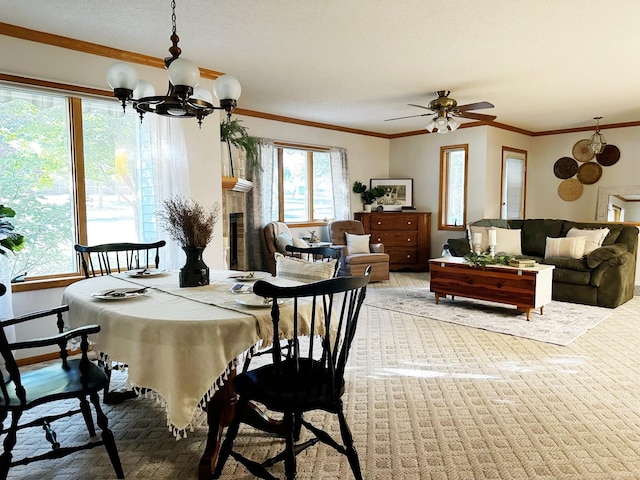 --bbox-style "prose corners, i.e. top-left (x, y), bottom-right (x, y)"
top-left (552, 268), bottom-right (591, 286)
top-left (544, 236), bottom-right (586, 259)
top-left (467, 225), bottom-right (491, 252)
top-left (561, 221), bottom-right (622, 246)
top-left (344, 252), bottom-right (389, 266)
top-left (521, 219), bottom-right (564, 257)
top-left (586, 243), bottom-right (628, 269)
top-left (542, 256), bottom-right (591, 271)
top-left (566, 227), bottom-right (609, 254)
